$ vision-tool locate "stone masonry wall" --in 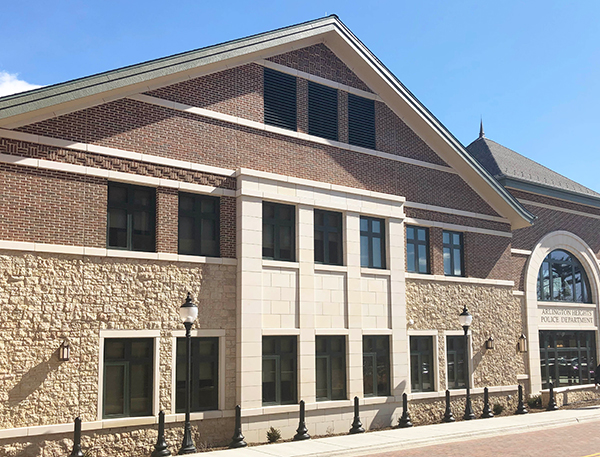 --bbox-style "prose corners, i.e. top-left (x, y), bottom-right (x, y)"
top-left (0, 251), bottom-right (236, 431)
